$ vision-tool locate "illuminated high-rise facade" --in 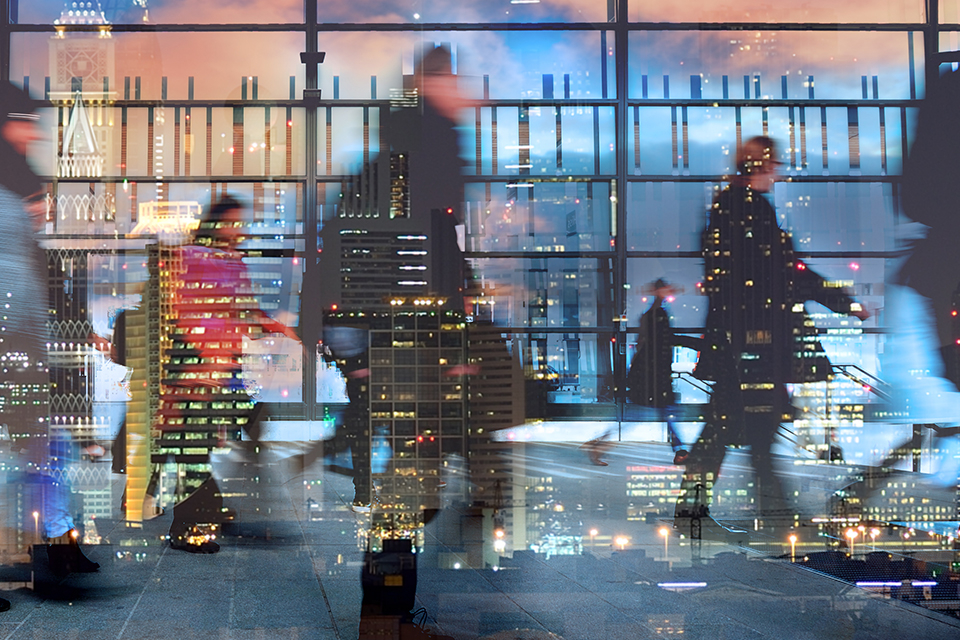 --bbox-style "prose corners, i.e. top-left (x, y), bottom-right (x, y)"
top-left (5, 0), bottom-right (960, 633)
